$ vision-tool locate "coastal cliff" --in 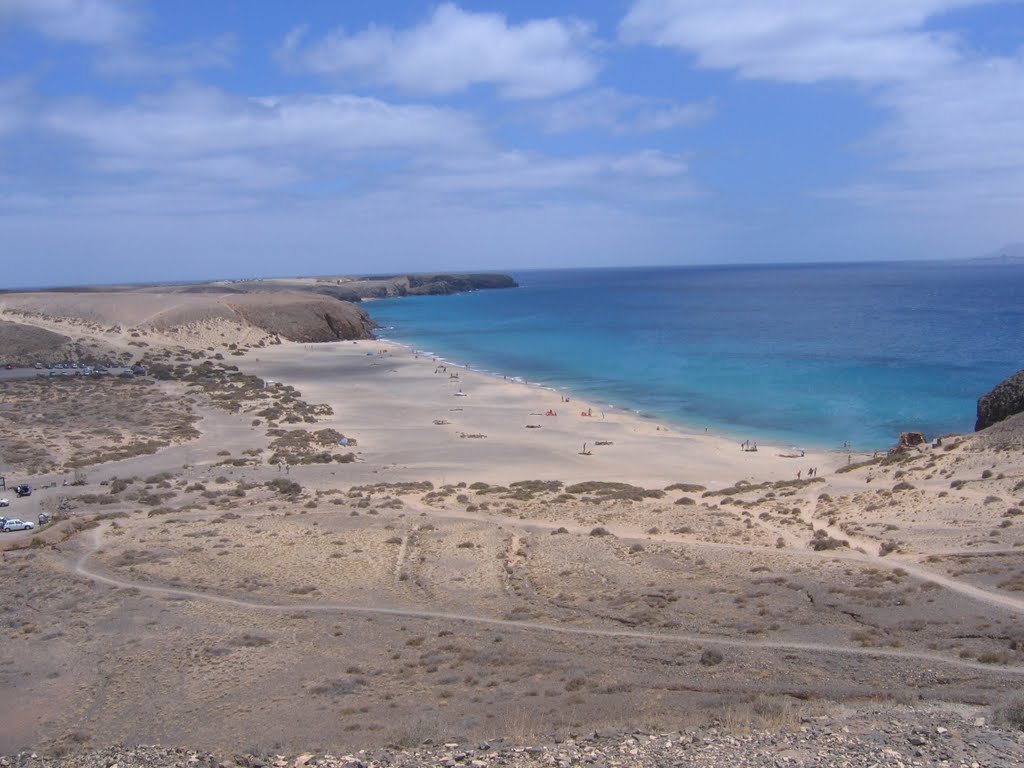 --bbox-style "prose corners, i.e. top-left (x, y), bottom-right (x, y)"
top-left (309, 272), bottom-right (518, 301)
top-left (0, 291), bottom-right (375, 362)
top-left (226, 293), bottom-right (374, 342)
top-left (0, 271), bottom-right (516, 363)
top-left (976, 369), bottom-right (1024, 431)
